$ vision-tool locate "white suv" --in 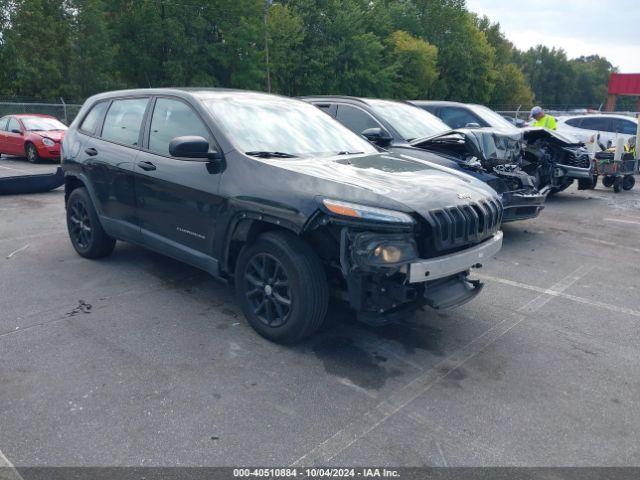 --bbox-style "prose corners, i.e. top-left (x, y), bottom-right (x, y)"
top-left (557, 114), bottom-right (638, 148)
